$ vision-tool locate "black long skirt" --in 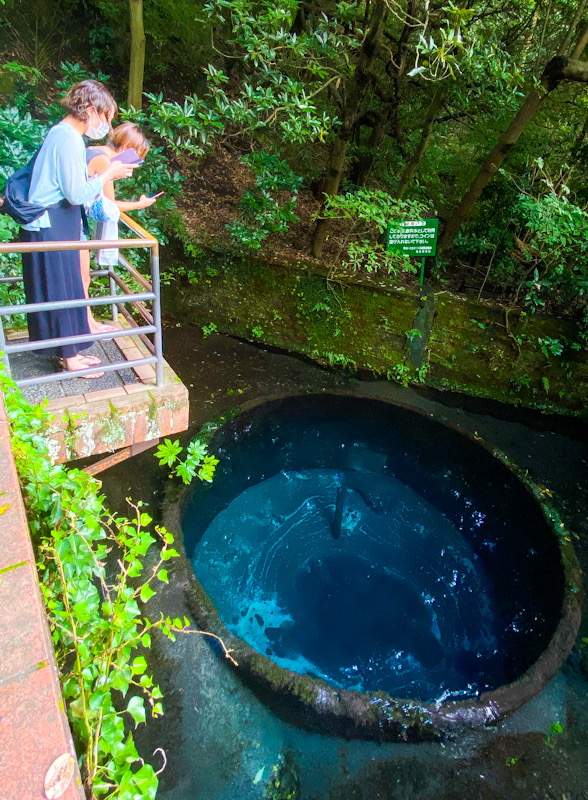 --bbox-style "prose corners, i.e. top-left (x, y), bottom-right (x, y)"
top-left (20, 203), bottom-right (91, 359)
